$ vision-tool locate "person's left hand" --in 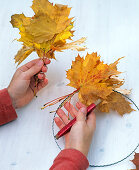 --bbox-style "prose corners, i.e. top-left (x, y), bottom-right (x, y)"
top-left (7, 58), bottom-right (50, 109)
